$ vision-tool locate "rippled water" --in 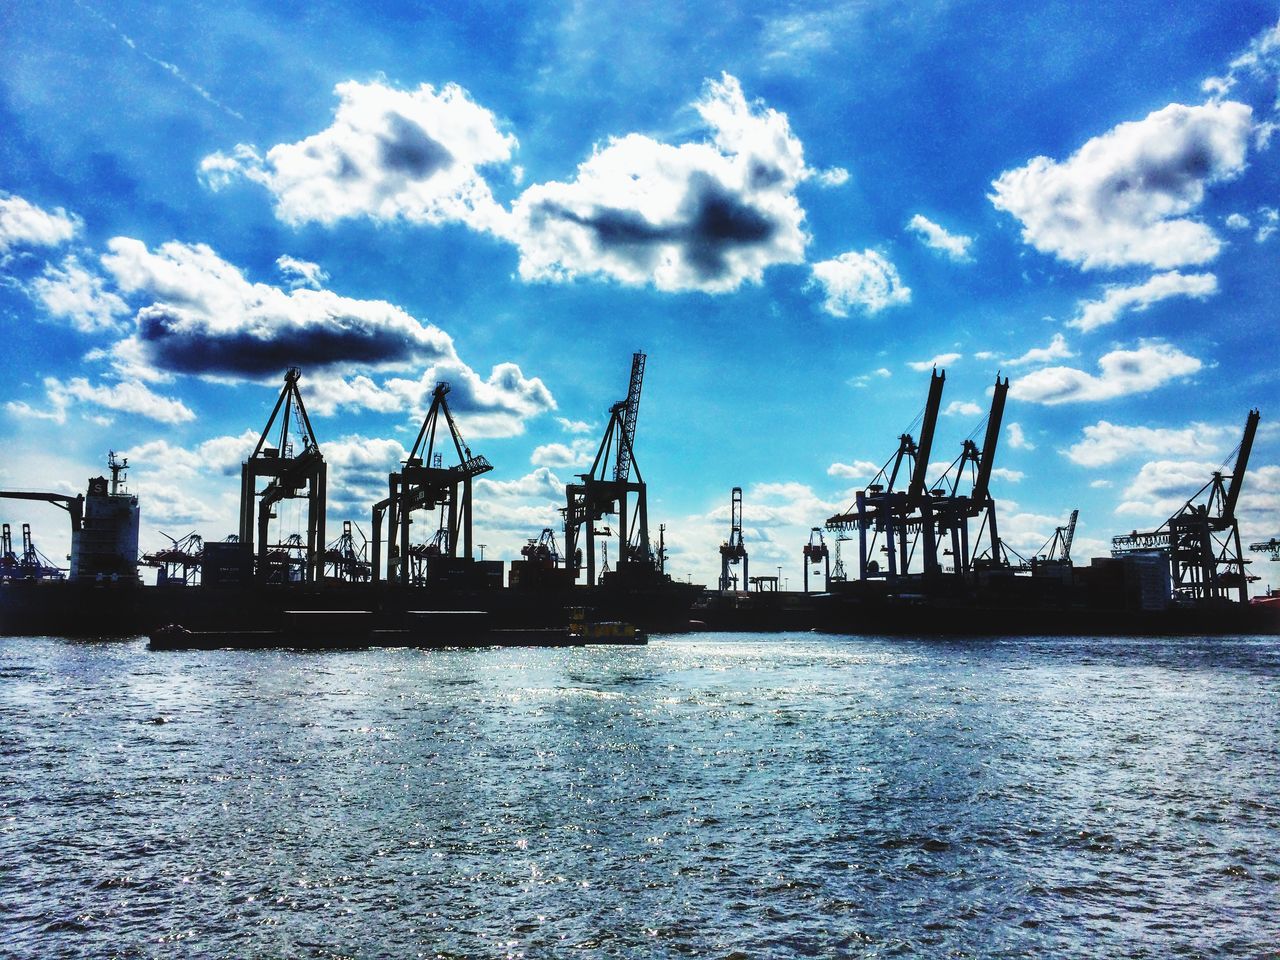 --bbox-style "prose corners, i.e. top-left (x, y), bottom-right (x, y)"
top-left (2, 633), bottom-right (1278, 958)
